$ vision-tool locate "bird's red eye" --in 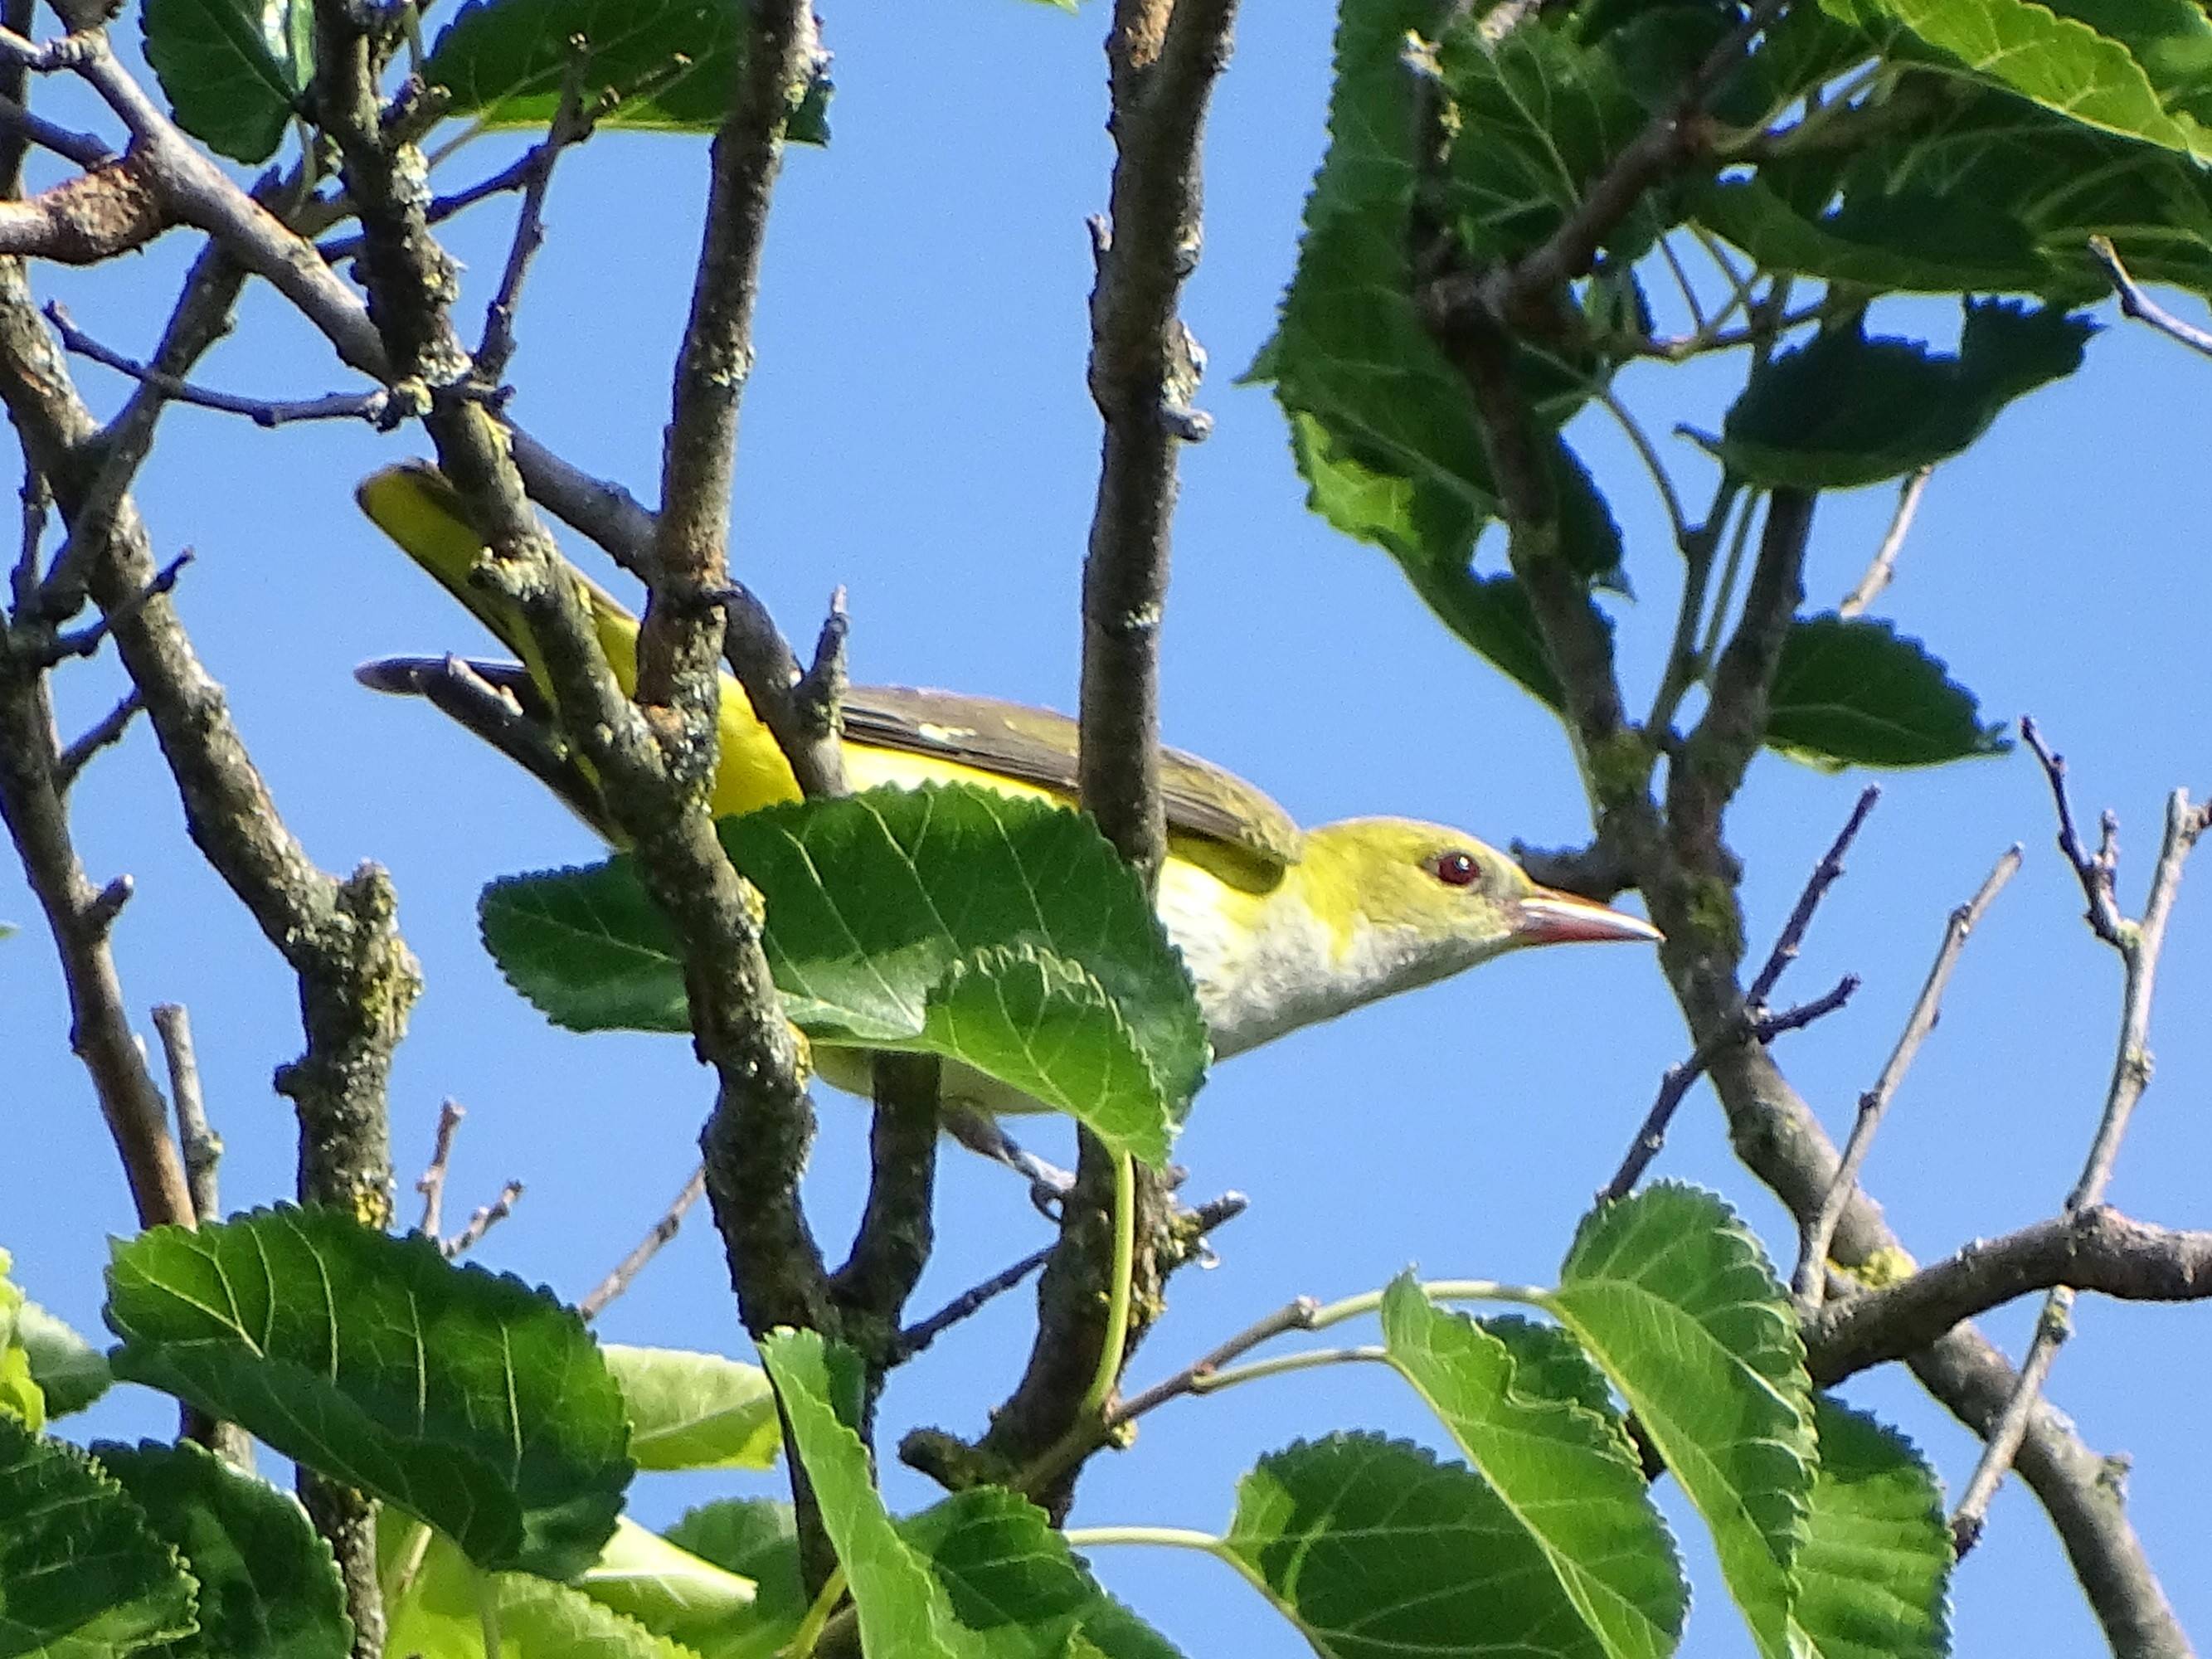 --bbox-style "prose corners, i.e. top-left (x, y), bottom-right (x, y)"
top-left (1429, 849), bottom-right (1482, 888)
